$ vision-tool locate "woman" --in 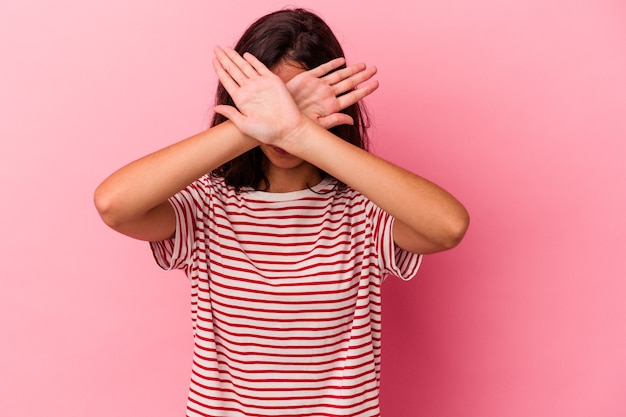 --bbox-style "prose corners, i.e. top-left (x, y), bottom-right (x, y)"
top-left (95, 8), bottom-right (469, 417)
